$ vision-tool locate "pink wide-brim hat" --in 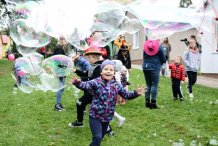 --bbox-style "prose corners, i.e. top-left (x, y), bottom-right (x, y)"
top-left (144, 40), bottom-right (160, 56)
